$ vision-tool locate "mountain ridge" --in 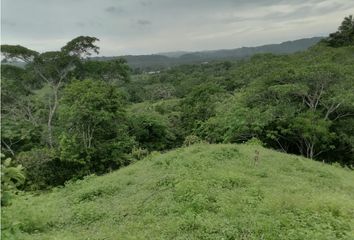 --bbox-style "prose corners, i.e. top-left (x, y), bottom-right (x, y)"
top-left (92, 37), bottom-right (323, 71)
